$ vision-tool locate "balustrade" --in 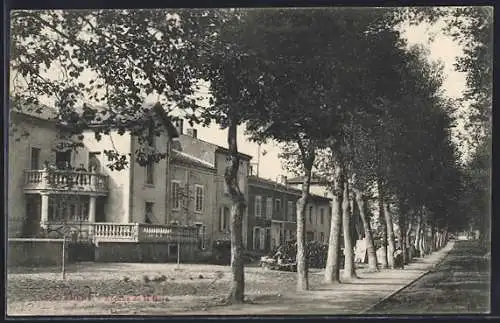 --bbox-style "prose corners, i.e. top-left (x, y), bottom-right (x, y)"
top-left (93, 223), bottom-right (138, 242)
top-left (90, 223), bottom-right (198, 243)
top-left (24, 169), bottom-right (108, 194)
